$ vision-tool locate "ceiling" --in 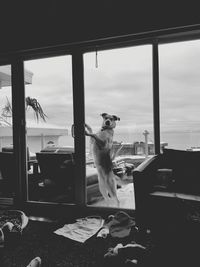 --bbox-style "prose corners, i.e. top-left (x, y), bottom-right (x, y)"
top-left (1, 1), bottom-right (200, 55)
